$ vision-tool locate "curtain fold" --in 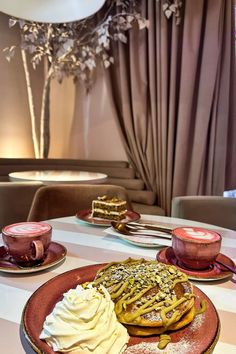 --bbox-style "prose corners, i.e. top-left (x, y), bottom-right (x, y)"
top-left (109, 0), bottom-right (236, 215)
